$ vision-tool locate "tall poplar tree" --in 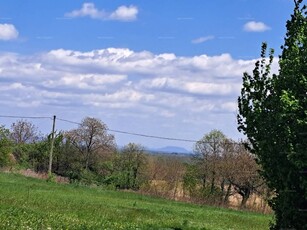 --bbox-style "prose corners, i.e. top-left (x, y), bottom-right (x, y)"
top-left (238, 1), bottom-right (307, 229)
